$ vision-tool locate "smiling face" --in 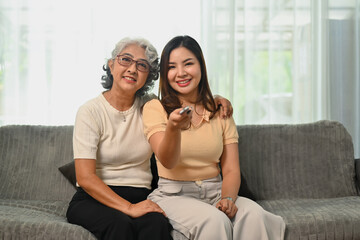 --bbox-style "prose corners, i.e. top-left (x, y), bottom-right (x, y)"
top-left (167, 46), bottom-right (201, 101)
top-left (108, 44), bottom-right (149, 97)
